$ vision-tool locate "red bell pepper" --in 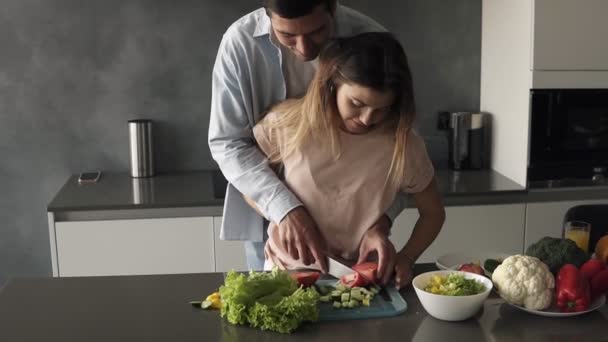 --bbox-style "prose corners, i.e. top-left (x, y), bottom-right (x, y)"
top-left (555, 264), bottom-right (590, 313)
top-left (590, 269), bottom-right (608, 300)
top-left (579, 259), bottom-right (606, 280)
